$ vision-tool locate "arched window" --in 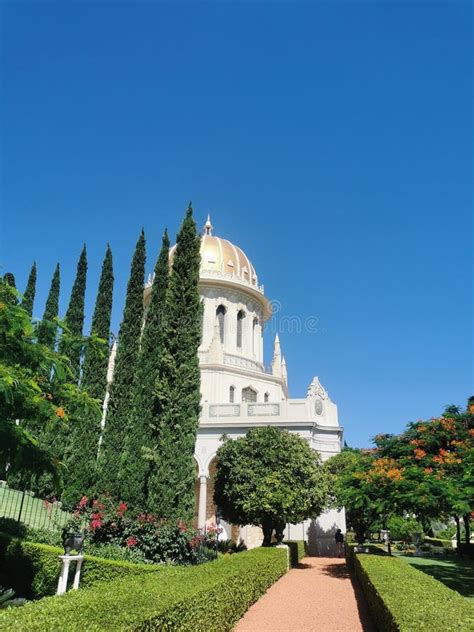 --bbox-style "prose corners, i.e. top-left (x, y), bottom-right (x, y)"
top-left (252, 317), bottom-right (258, 354)
top-left (264, 392), bottom-right (269, 403)
top-left (242, 386), bottom-right (257, 403)
top-left (216, 305), bottom-right (226, 344)
top-left (237, 310), bottom-right (245, 348)
top-left (229, 386), bottom-right (235, 403)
